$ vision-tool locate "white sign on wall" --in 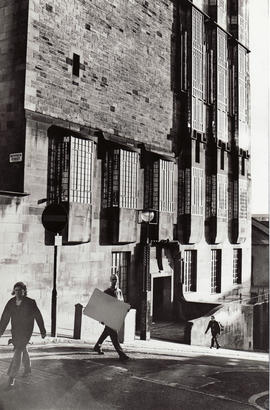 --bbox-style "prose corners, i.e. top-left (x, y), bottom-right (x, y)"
top-left (9, 152), bottom-right (23, 163)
